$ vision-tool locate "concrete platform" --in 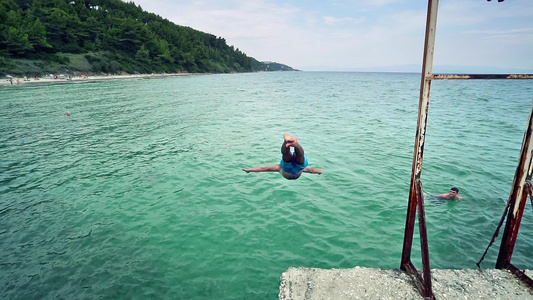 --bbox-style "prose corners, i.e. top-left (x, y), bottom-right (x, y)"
top-left (279, 266), bottom-right (533, 299)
